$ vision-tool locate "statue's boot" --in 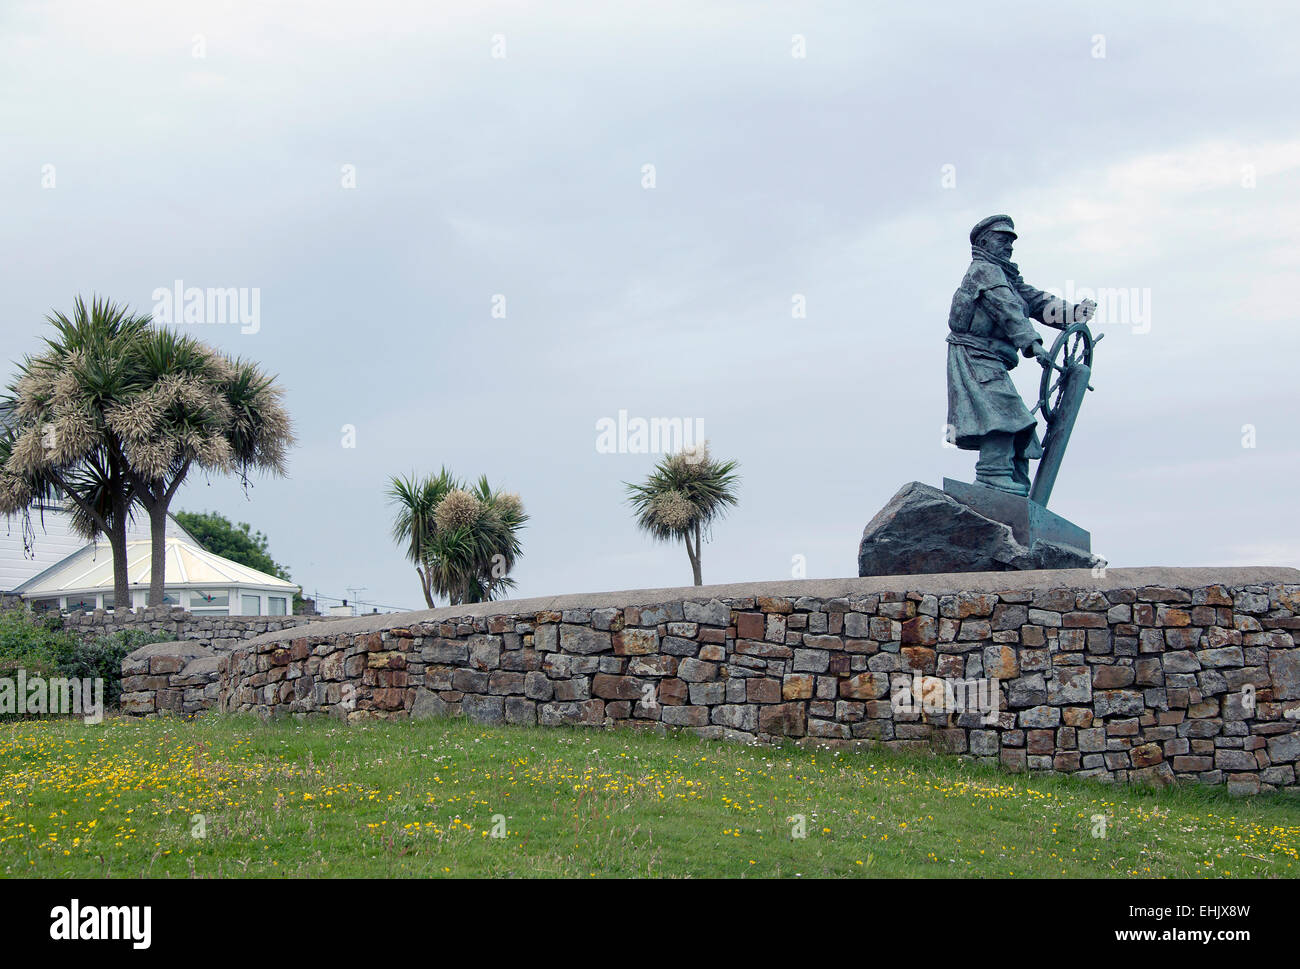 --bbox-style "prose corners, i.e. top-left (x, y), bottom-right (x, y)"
top-left (1011, 426), bottom-right (1040, 493)
top-left (975, 432), bottom-right (1030, 496)
top-left (976, 473), bottom-right (1029, 496)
